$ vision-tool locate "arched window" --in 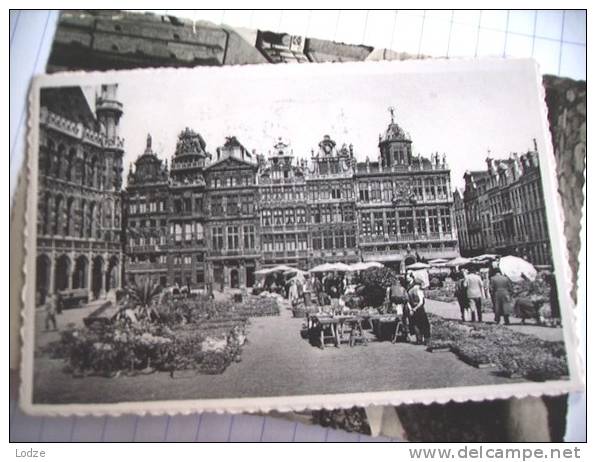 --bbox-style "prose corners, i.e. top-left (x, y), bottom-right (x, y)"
top-left (53, 194), bottom-right (63, 235)
top-left (80, 199), bottom-right (87, 238)
top-left (66, 148), bottom-right (76, 181)
top-left (56, 144), bottom-right (65, 177)
top-left (90, 157), bottom-right (97, 188)
top-left (65, 197), bottom-right (74, 236)
top-left (88, 202), bottom-right (96, 238)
